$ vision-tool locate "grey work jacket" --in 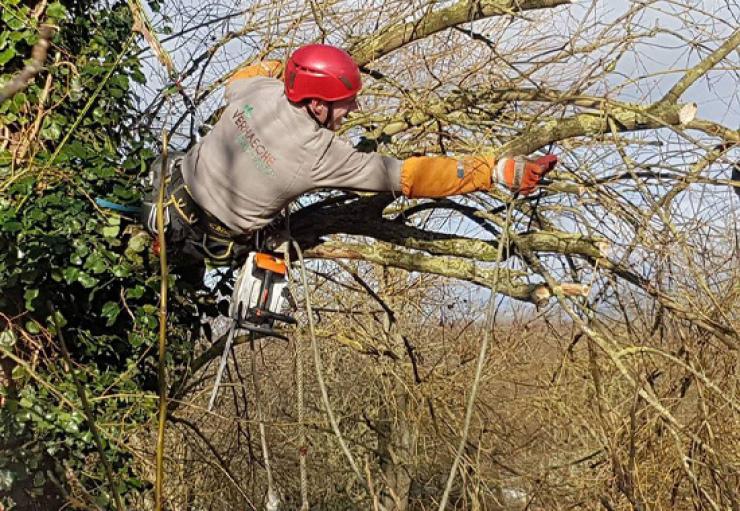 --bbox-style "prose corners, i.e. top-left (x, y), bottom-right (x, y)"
top-left (181, 77), bottom-right (402, 234)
